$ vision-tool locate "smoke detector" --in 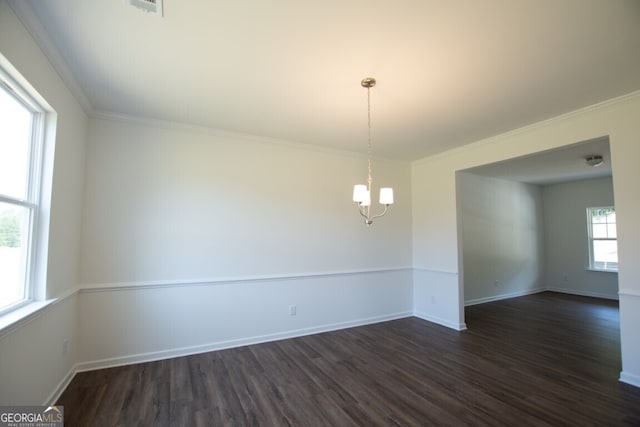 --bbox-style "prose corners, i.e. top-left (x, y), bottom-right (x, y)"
top-left (129, 0), bottom-right (163, 16)
top-left (585, 155), bottom-right (604, 167)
